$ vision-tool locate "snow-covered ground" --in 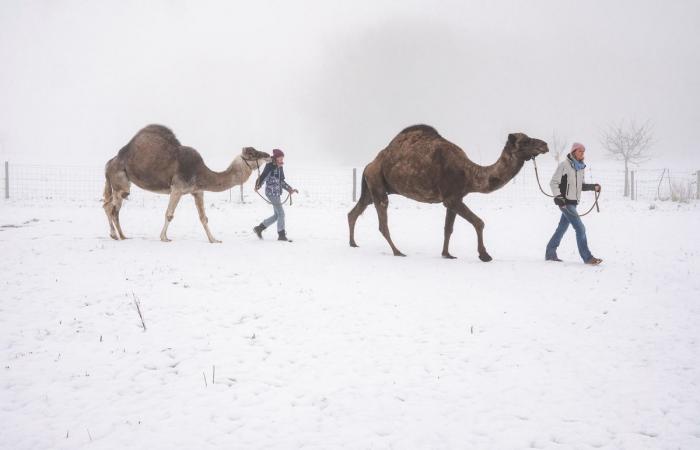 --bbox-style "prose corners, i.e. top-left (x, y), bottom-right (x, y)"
top-left (1, 194), bottom-right (699, 449)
